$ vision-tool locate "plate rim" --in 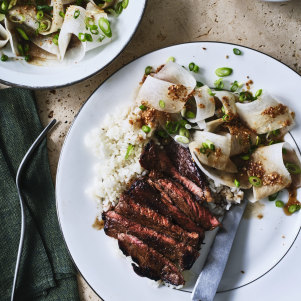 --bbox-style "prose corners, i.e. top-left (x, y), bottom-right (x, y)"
top-left (55, 41), bottom-right (301, 301)
top-left (0, 0), bottom-right (148, 90)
